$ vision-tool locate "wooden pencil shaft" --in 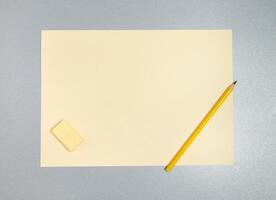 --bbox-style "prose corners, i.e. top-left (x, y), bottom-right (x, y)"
top-left (164, 82), bottom-right (236, 172)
